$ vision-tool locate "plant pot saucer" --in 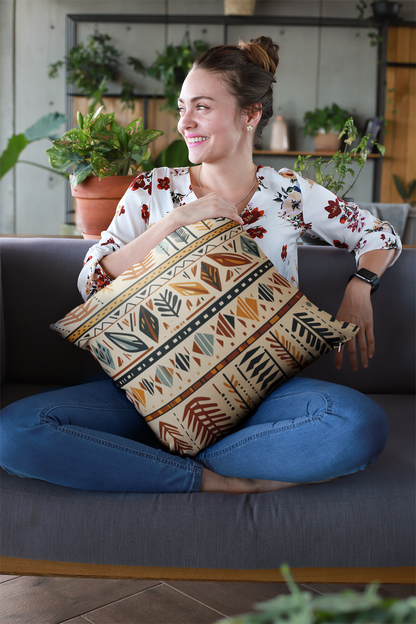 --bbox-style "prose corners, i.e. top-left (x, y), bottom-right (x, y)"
top-left (82, 233), bottom-right (101, 240)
